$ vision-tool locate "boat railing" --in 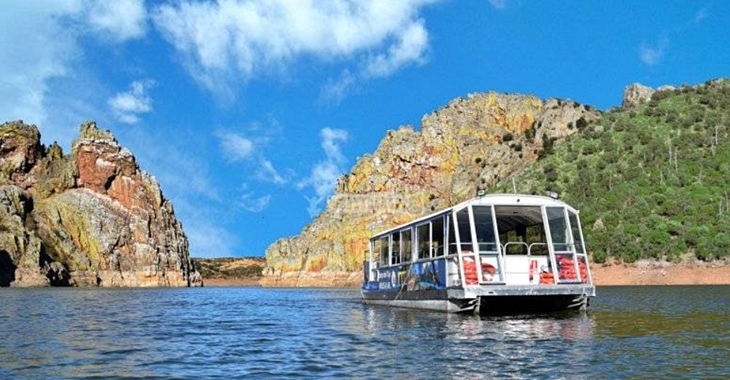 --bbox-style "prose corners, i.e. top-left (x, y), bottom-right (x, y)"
top-left (374, 254), bottom-right (458, 271)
